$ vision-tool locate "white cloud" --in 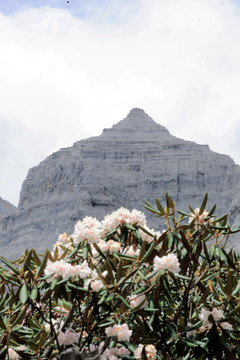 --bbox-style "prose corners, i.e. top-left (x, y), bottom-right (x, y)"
top-left (1, 0), bottom-right (240, 205)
